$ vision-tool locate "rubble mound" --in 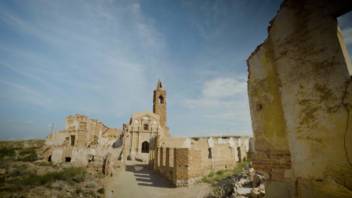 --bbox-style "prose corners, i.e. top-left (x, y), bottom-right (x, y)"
top-left (208, 166), bottom-right (265, 198)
